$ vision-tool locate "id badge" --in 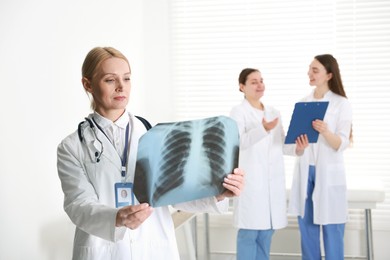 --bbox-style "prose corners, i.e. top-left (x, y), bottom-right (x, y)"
top-left (115, 182), bottom-right (135, 208)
